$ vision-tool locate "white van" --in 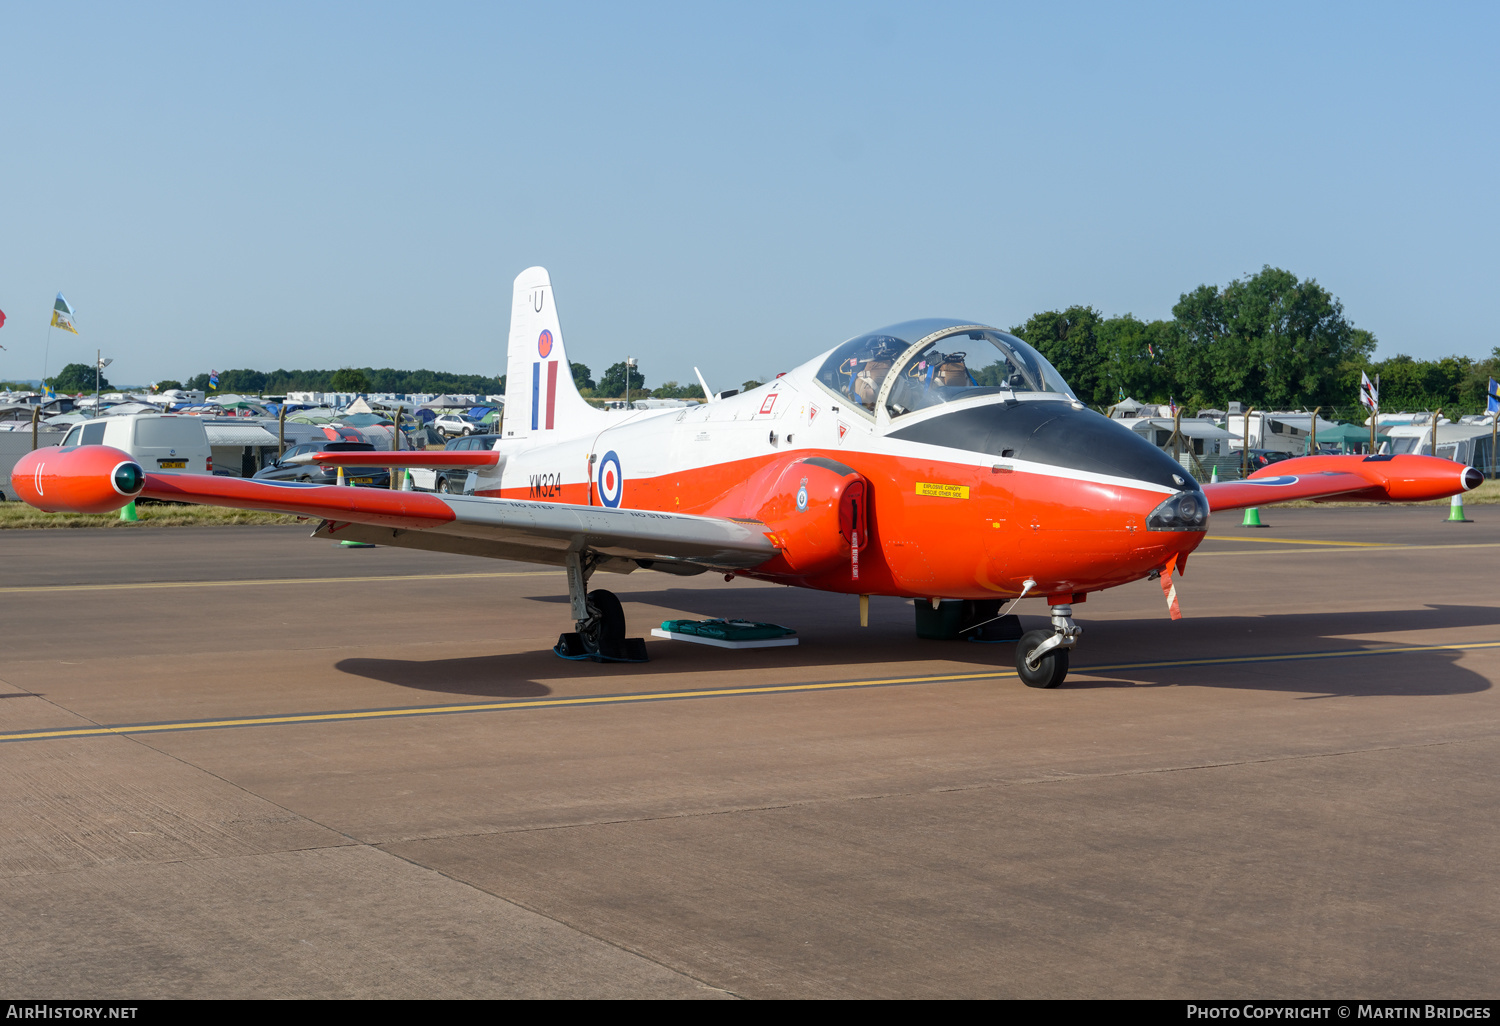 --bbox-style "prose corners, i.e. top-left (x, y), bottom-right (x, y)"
top-left (60, 414), bottom-right (213, 474)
